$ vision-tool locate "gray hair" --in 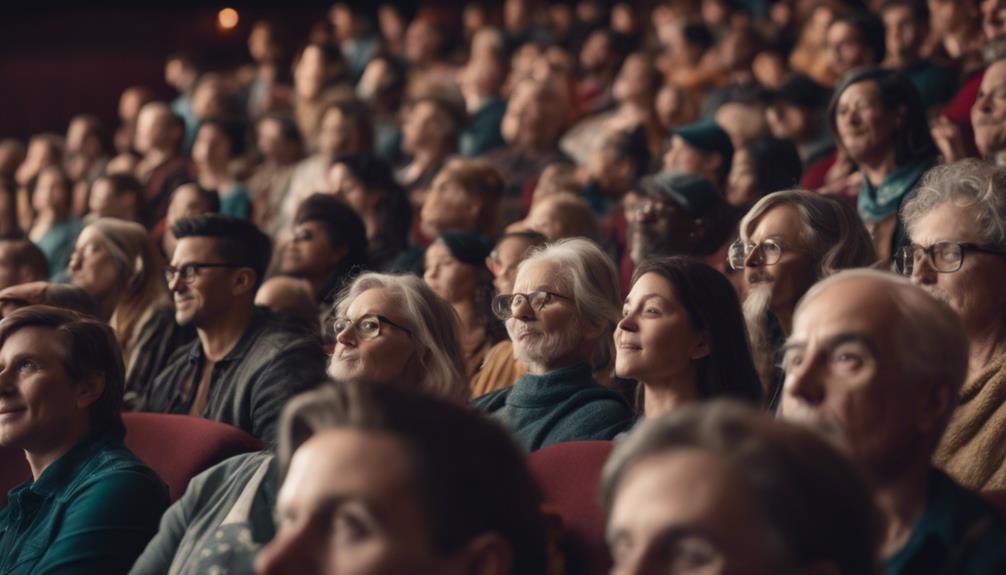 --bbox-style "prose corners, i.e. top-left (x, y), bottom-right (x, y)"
top-left (902, 159), bottom-right (1006, 252)
top-left (333, 272), bottom-right (468, 402)
top-left (601, 401), bottom-right (880, 575)
top-left (739, 189), bottom-right (877, 279)
top-left (518, 237), bottom-right (620, 371)
top-left (795, 269), bottom-right (969, 398)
